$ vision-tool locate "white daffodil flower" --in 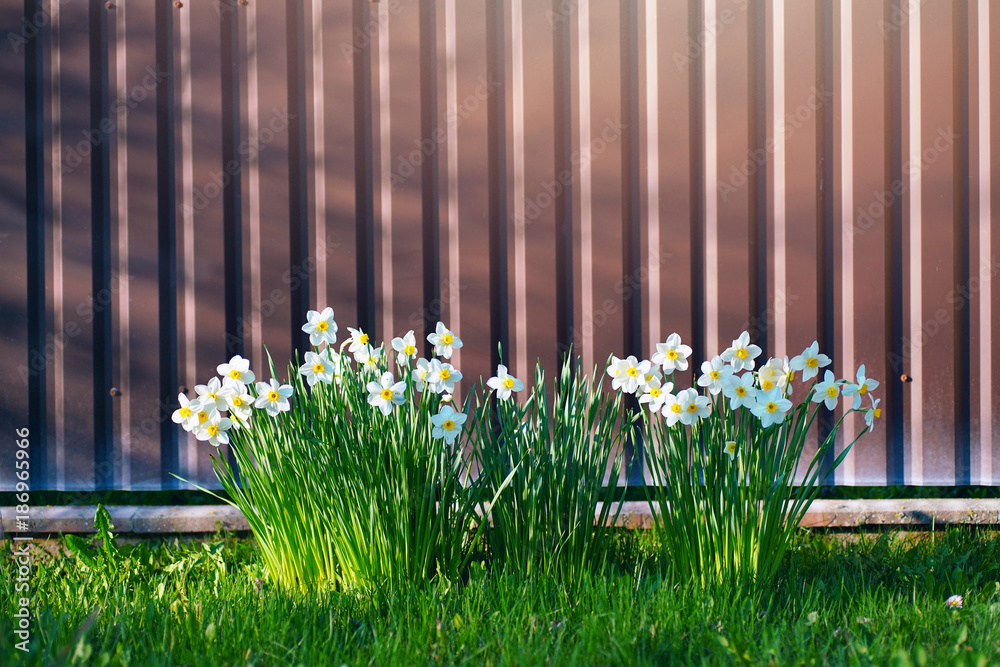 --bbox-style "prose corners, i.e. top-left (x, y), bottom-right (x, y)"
top-left (302, 307), bottom-right (338, 347)
top-left (676, 387), bottom-right (711, 426)
top-left (224, 378), bottom-right (254, 426)
top-left (366, 371), bottom-right (406, 416)
top-left (758, 357), bottom-right (793, 394)
top-left (661, 392), bottom-right (684, 427)
top-left (864, 396), bottom-right (882, 431)
top-left (171, 393), bottom-right (200, 431)
top-left (609, 356), bottom-right (650, 394)
top-left (189, 400), bottom-right (219, 433)
top-left (721, 331), bottom-right (762, 372)
top-left (194, 411), bottom-right (233, 447)
top-left (195, 377), bottom-right (234, 413)
top-left (359, 344), bottom-right (385, 372)
top-left (217, 354), bottom-right (255, 387)
top-left (427, 321), bottom-right (463, 359)
top-left (697, 356), bottom-right (733, 396)
top-left (751, 387), bottom-right (793, 428)
top-left (651, 333), bottom-right (693, 373)
top-left (412, 358), bottom-right (433, 392)
top-left (640, 366), bottom-right (664, 393)
top-left (254, 379), bottom-right (293, 416)
top-left (722, 372), bottom-right (756, 410)
top-left (639, 379), bottom-right (672, 414)
top-left (487, 364), bottom-right (524, 401)
top-left (391, 330), bottom-right (419, 366)
top-left (431, 405), bottom-right (467, 444)
top-left (346, 327), bottom-right (371, 361)
top-left (723, 440), bottom-right (738, 461)
top-left (812, 370), bottom-right (841, 410)
top-left (842, 364), bottom-right (880, 410)
top-left (789, 341), bottom-right (831, 382)
top-left (428, 359), bottom-right (462, 394)
top-left (298, 350), bottom-right (335, 387)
